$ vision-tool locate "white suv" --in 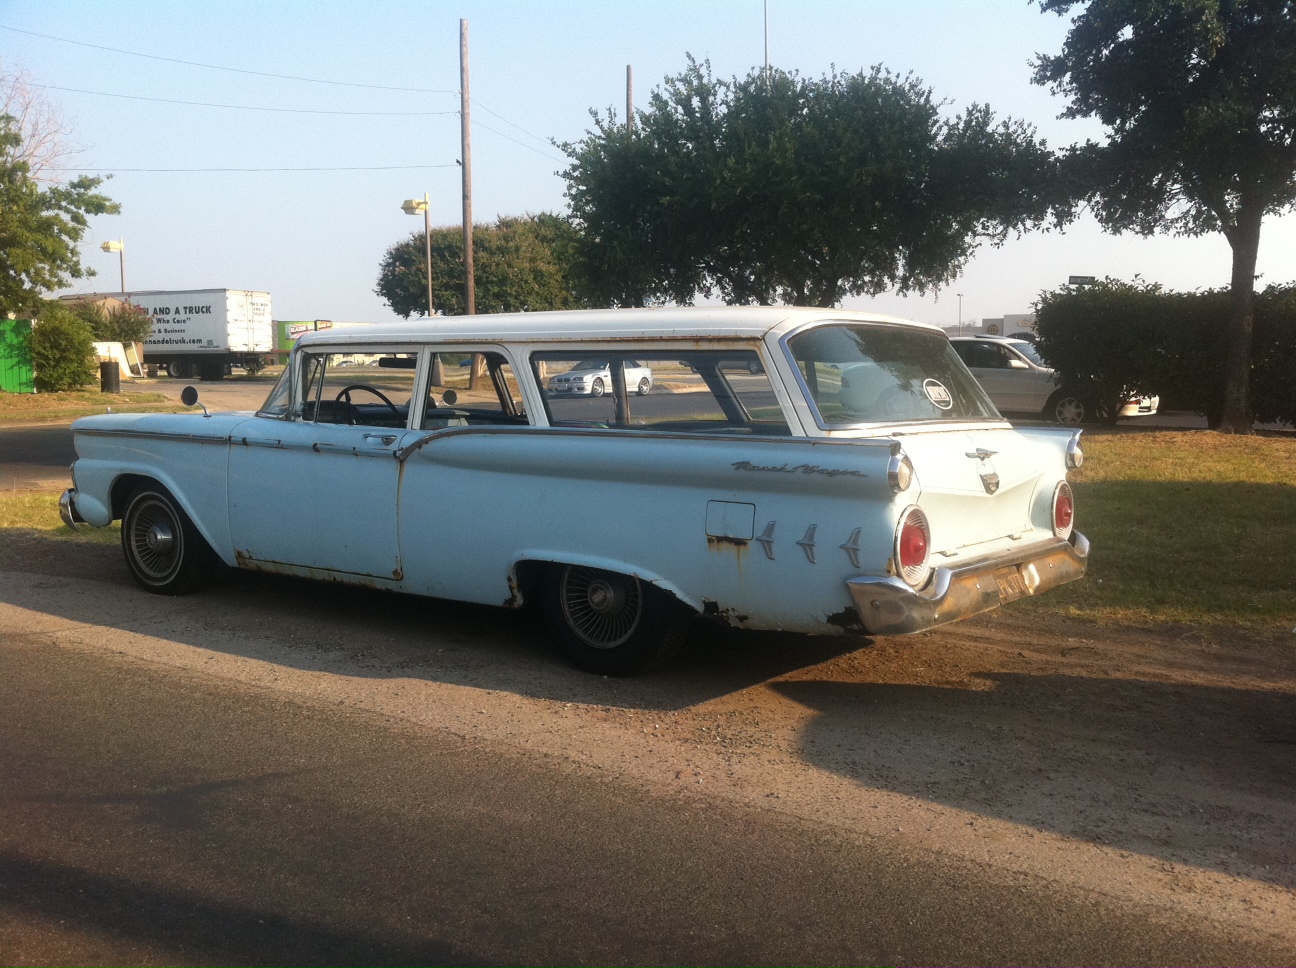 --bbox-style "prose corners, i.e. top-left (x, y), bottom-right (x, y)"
top-left (950, 335), bottom-right (1157, 424)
